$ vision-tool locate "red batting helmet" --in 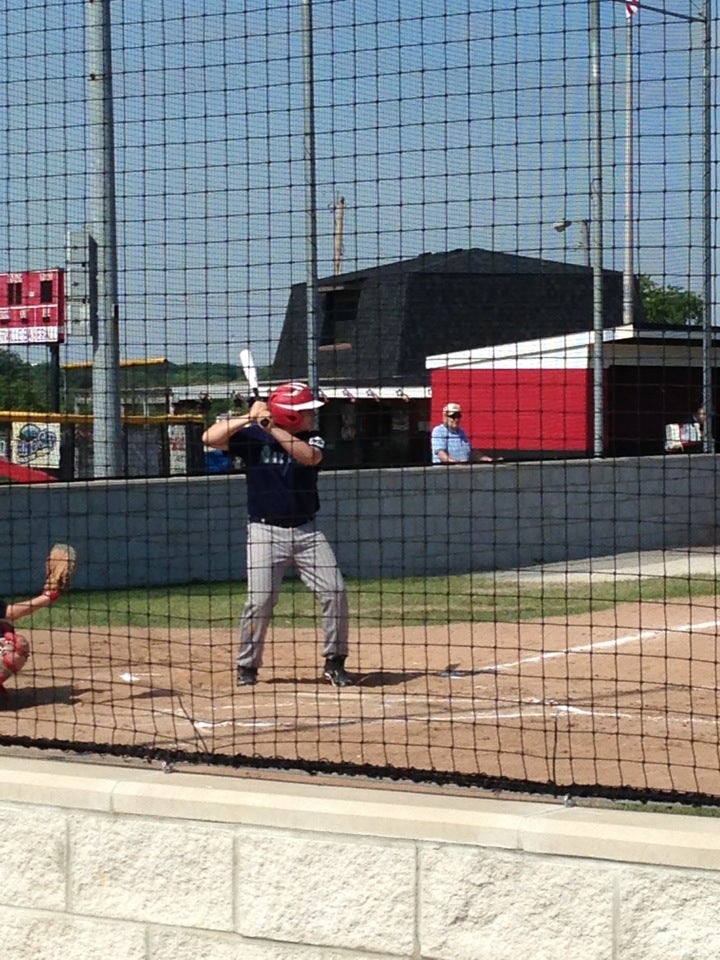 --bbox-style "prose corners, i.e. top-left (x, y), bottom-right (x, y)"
top-left (268, 381), bottom-right (324, 430)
